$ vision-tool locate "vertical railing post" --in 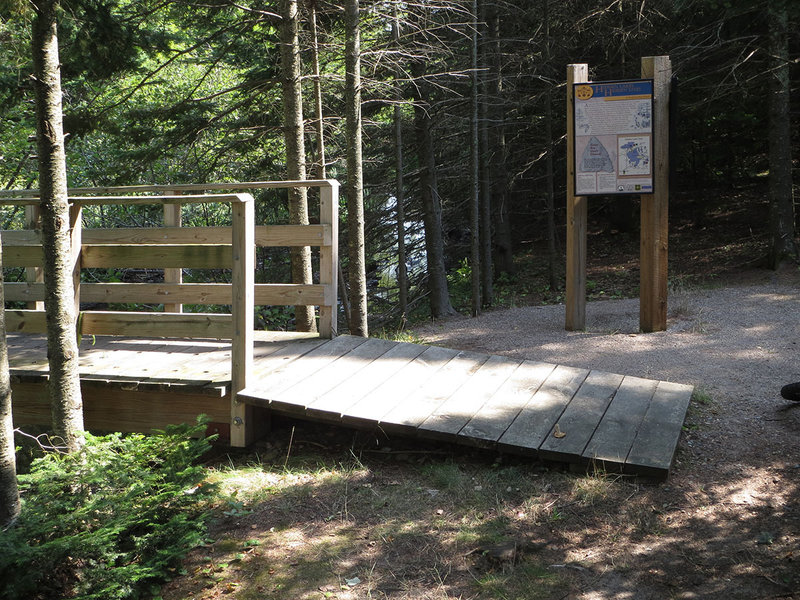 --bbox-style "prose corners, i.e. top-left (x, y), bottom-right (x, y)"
top-left (24, 205), bottom-right (44, 310)
top-left (69, 202), bottom-right (82, 324)
top-left (163, 191), bottom-right (183, 313)
top-left (230, 194), bottom-right (255, 447)
top-left (319, 181), bottom-right (339, 338)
